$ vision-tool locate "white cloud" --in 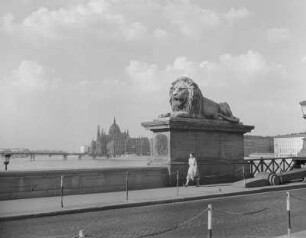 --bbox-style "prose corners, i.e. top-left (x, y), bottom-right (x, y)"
top-left (0, 13), bottom-right (15, 32)
top-left (266, 27), bottom-right (291, 44)
top-left (122, 22), bottom-right (148, 40)
top-left (219, 50), bottom-right (267, 74)
top-left (2, 60), bottom-right (60, 92)
top-left (223, 7), bottom-right (253, 22)
top-left (164, 2), bottom-right (221, 36)
top-left (1, 0), bottom-right (148, 41)
top-left (0, 1), bottom-right (253, 42)
top-left (126, 60), bottom-right (161, 92)
top-left (166, 57), bottom-right (215, 77)
top-left (153, 28), bottom-right (169, 39)
top-left (125, 50), bottom-right (286, 96)
top-left (126, 56), bottom-right (218, 93)
top-left (301, 56), bottom-right (306, 64)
